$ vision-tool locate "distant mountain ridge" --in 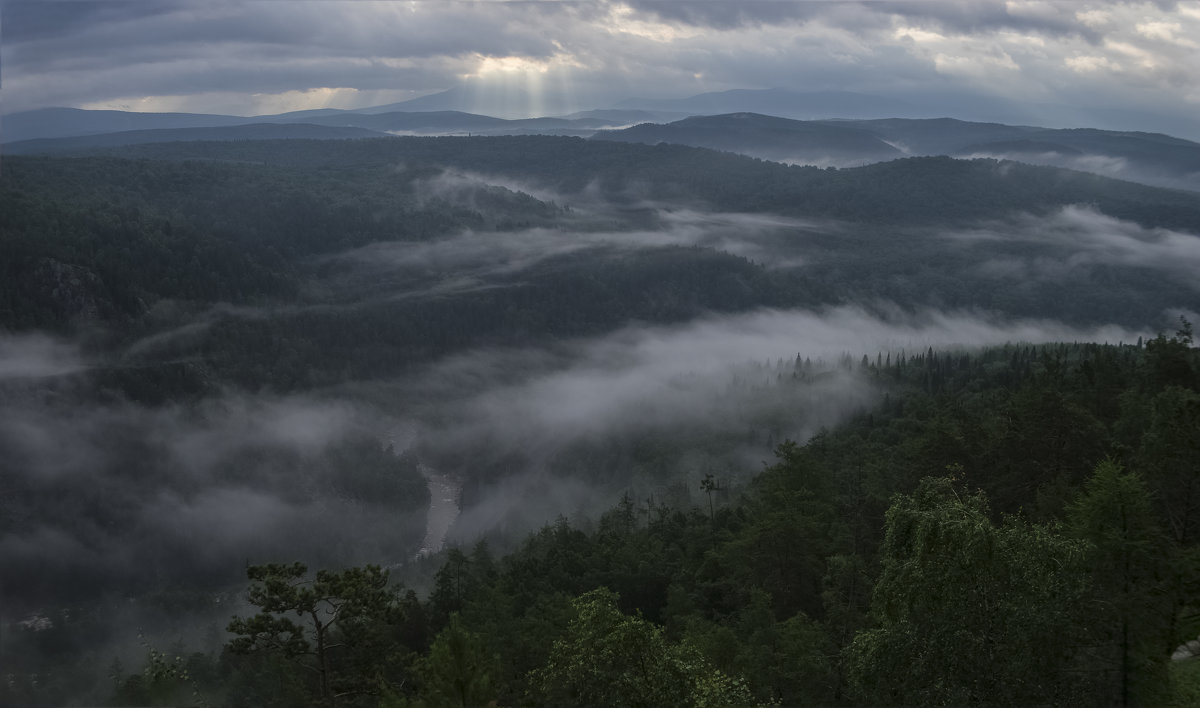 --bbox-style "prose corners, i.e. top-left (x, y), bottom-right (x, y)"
top-left (1, 107), bottom-right (633, 145)
top-left (591, 114), bottom-right (1200, 190)
top-left (2, 107), bottom-right (253, 142)
top-left (615, 88), bottom-right (924, 120)
top-left (840, 119), bottom-right (1200, 190)
top-left (592, 112), bottom-right (902, 165)
top-left (6, 99), bottom-right (1199, 191)
top-left (3, 123), bottom-right (387, 154)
